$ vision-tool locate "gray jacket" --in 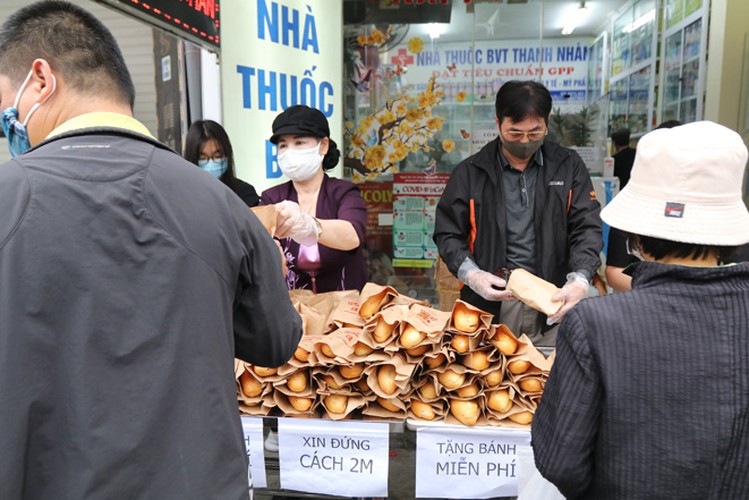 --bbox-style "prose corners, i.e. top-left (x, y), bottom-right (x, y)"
top-left (0, 128), bottom-right (302, 499)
